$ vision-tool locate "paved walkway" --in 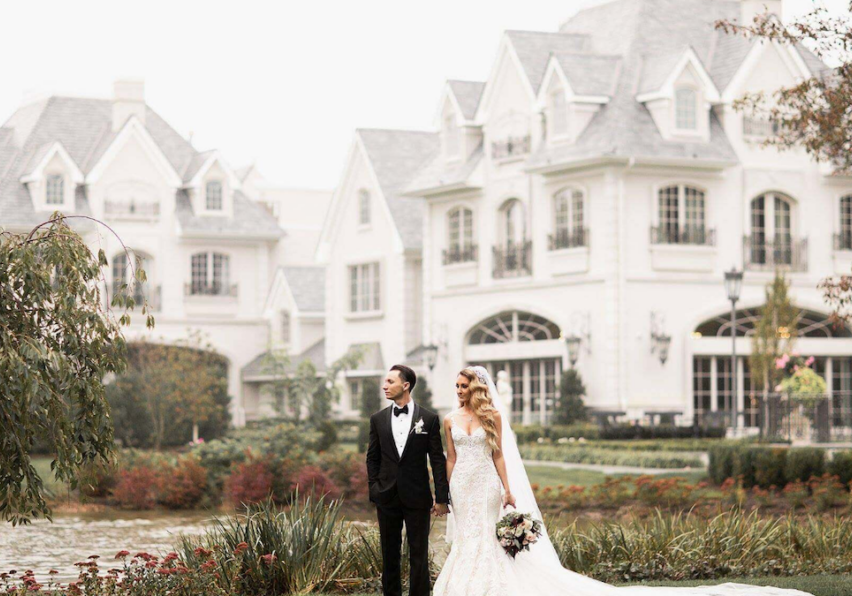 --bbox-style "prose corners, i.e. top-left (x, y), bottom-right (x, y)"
top-left (523, 459), bottom-right (705, 476)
